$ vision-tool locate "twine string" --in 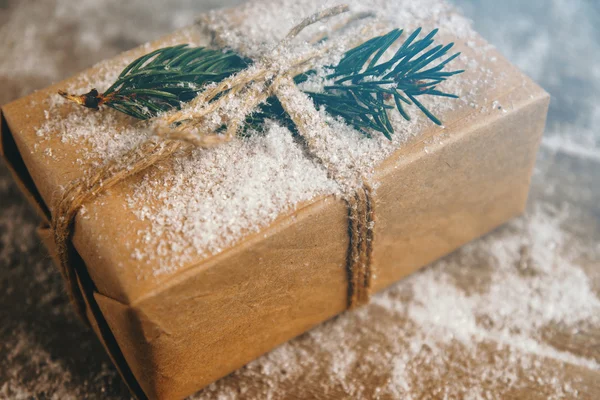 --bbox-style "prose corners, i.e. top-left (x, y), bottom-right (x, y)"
top-left (52, 4), bottom-right (377, 323)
